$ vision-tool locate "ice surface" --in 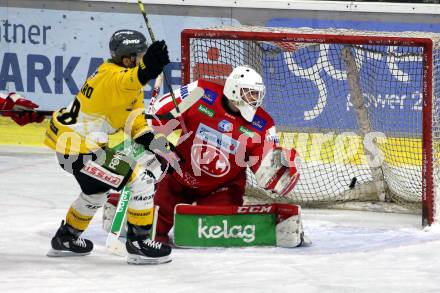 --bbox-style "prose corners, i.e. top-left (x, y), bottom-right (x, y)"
top-left (1, 146), bottom-right (440, 293)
